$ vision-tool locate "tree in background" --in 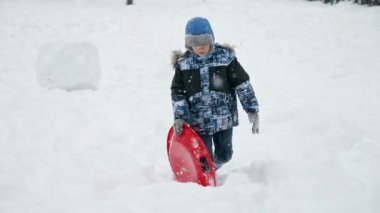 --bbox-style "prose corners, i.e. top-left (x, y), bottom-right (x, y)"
top-left (126, 0), bottom-right (133, 5)
top-left (308, 0), bottom-right (379, 5)
top-left (354, 0), bottom-right (380, 5)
